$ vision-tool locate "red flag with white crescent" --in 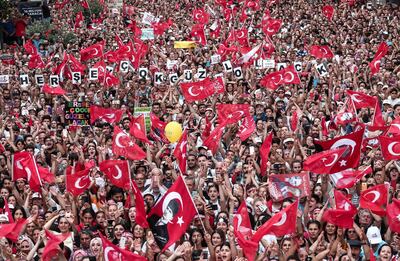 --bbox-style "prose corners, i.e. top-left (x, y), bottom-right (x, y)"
top-left (80, 41), bottom-right (105, 61)
top-left (90, 105), bottom-right (124, 124)
top-left (147, 176), bottom-right (197, 251)
top-left (303, 147), bottom-right (348, 174)
top-left (360, 184), bottom-right (388, 216)
top-left (379, 135), bottom-right (400, 160)
top-left (99, 160), bottom-right (131, 190)
top-left (173, 130), bottom-right (187, 174)
top-left (66, 168), bottom-right (92, 196)
top-left (112, 126), bottom-right (146, 161)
